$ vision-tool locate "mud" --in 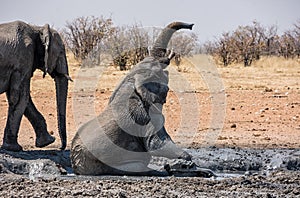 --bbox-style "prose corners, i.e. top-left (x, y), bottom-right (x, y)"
top-left (1, 147), bottom-right (300, 197)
